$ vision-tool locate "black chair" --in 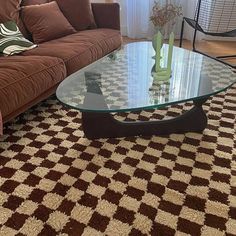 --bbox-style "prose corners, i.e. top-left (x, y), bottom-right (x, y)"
top-left (179, 0), bottom-right (236, 68)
